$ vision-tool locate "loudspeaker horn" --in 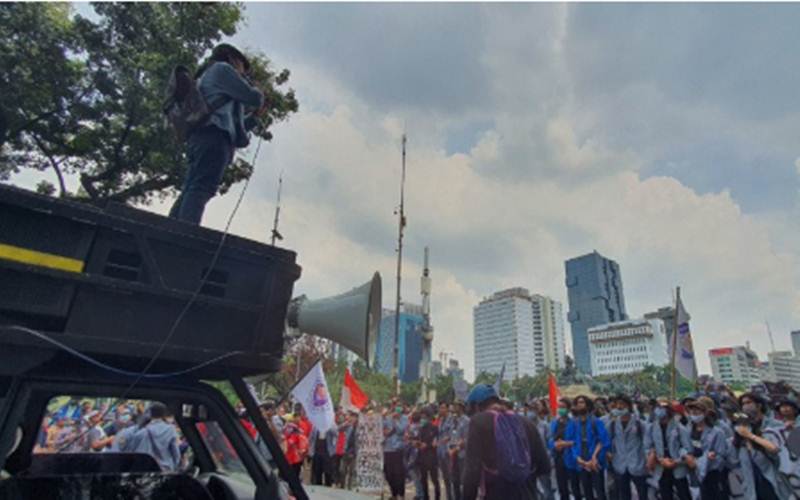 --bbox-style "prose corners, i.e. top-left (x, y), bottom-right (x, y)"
top-left (287, 272), bottom-right (381, 368)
